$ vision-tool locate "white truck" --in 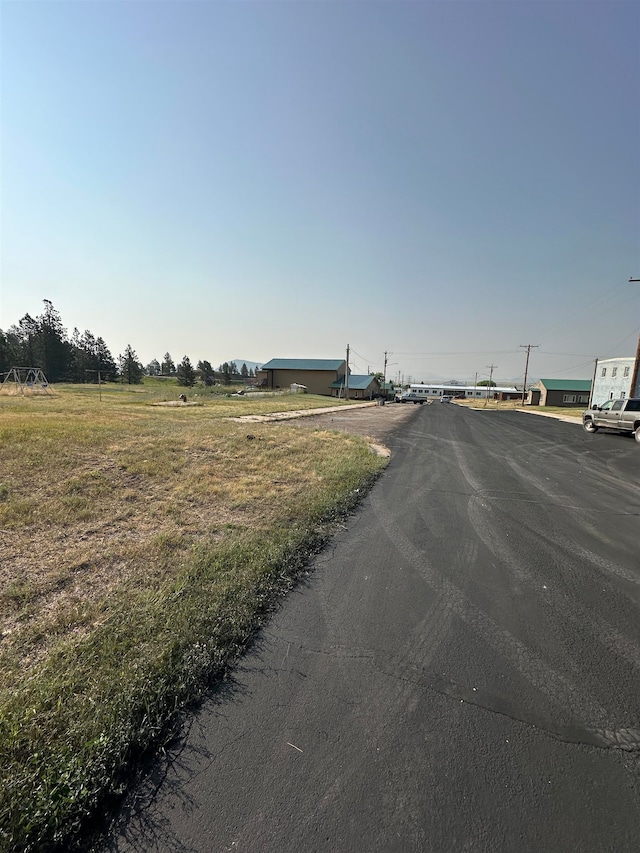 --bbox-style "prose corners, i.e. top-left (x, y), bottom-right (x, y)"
top-left (582, 398), bottom-right (640, 443)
